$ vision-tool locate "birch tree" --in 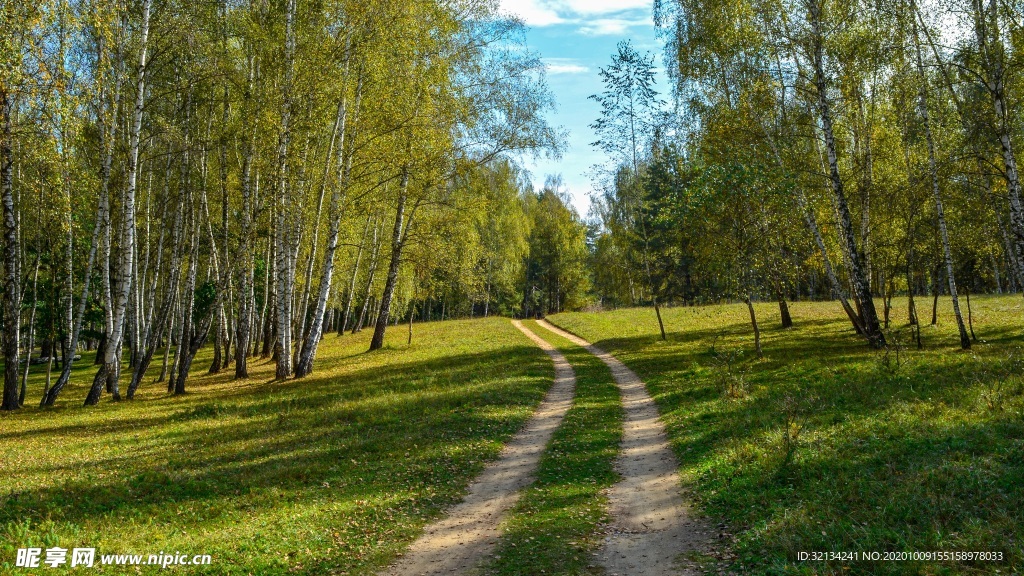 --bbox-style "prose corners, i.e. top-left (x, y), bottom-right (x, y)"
top-left (85, 0), bottom-right (151, 405)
